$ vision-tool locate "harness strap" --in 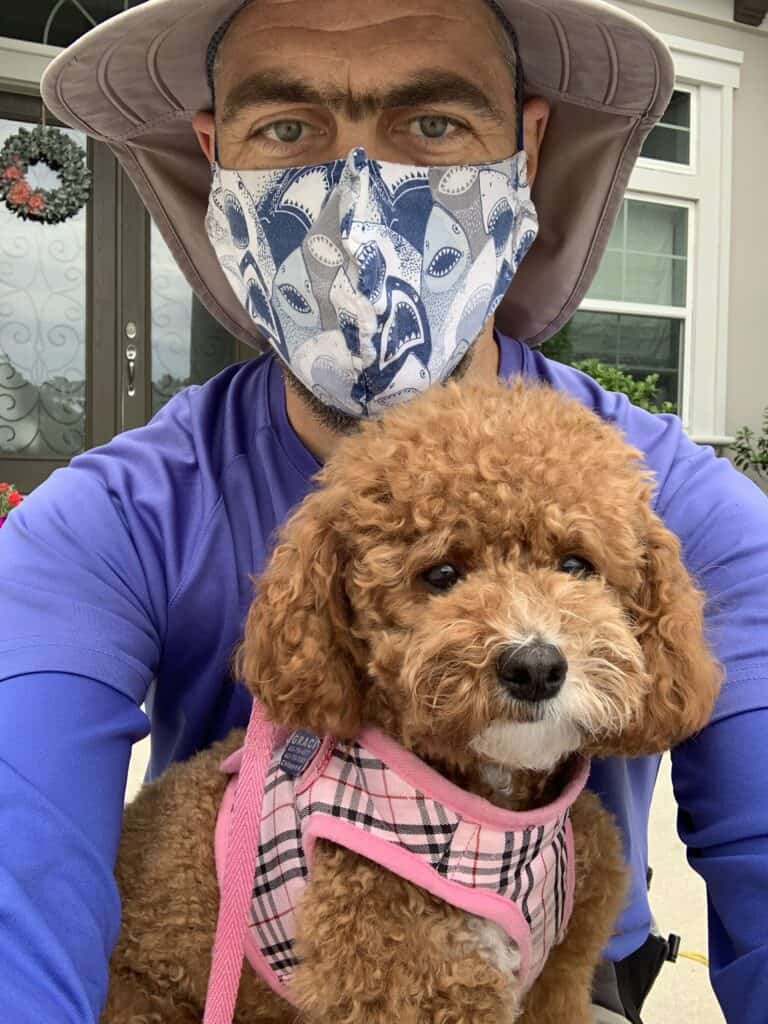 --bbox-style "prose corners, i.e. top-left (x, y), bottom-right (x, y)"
top-left (203, 701), bottom-right (275, 1024)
